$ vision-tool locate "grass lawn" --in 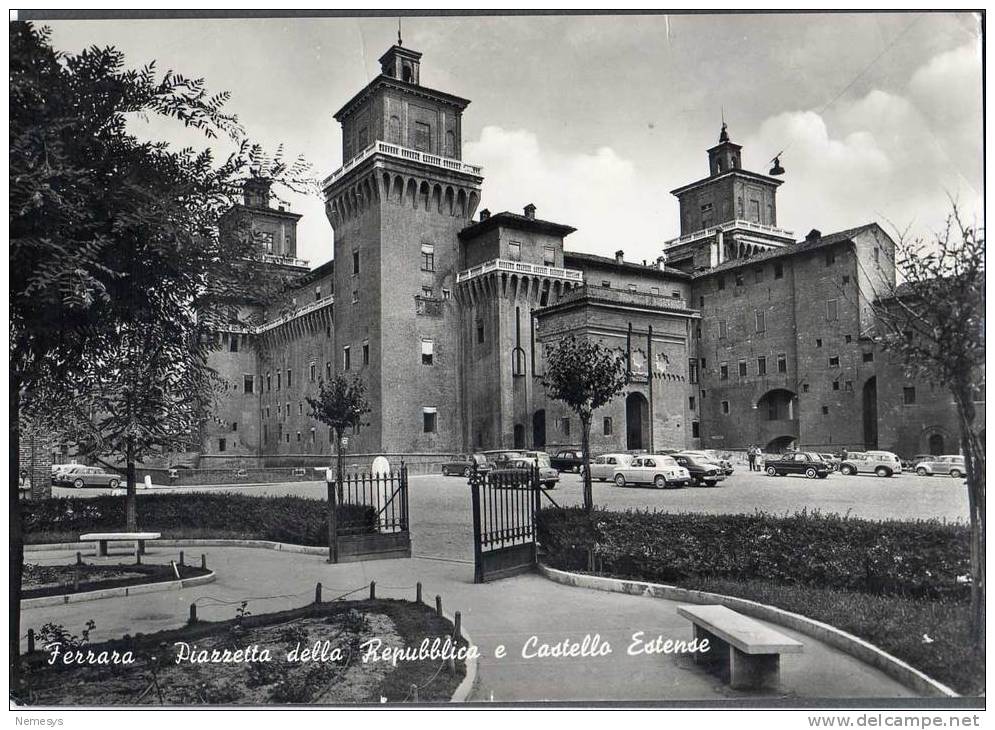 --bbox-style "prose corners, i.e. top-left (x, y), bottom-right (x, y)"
top-left (676, 577), bottom-right (983, 697)
top-left (22, 562), bottom-right (210, 599)
top-left (18, 598), bottom-right (467, 705)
